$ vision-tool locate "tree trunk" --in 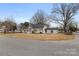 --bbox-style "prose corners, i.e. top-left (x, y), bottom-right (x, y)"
top-left (63, 23), bottom-right (67, 33)
top-left (4, 29), bottom-right (6, 34)
top-left (20, 29), bottom-right (22, 33)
